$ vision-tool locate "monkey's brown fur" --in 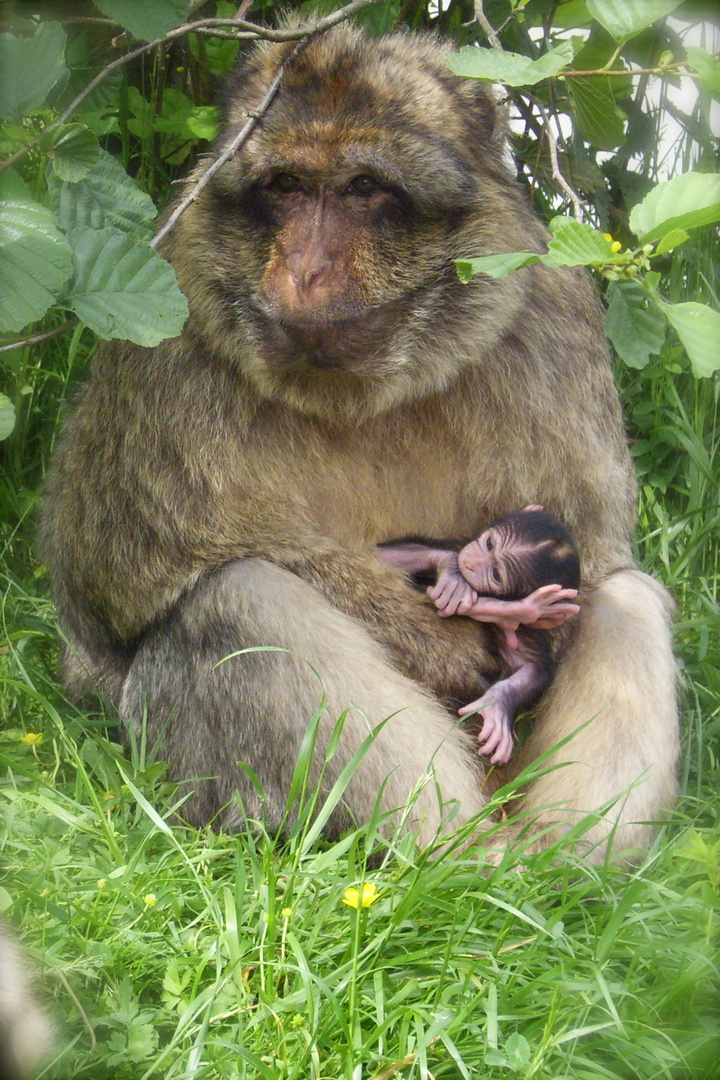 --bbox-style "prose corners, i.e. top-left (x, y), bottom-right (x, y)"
top-left (40, 26), bottom-right (678, 857)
